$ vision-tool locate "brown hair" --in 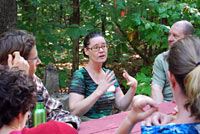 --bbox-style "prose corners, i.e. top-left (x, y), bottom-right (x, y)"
top-left (0, 30), bottom-right (36, 65)
top-left (0, 66), bottom-right (36, 128)
top-left (168, 36), bottom-right (200, 120)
